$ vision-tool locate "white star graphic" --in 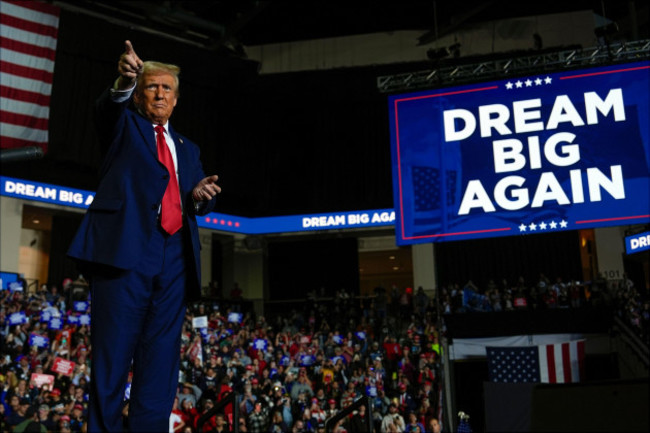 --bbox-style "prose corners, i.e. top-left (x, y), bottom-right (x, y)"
top-left (544, 76), bottom-right (552, 84)
top-left (549, 221), bottom-right (558, 229)
top-left (505, 81), bottom-right (513, 89)
top-left (560, 220), bottom-right (568, 228)
top-left (515, 80), bottom-right (523, 88)
top-left (519, 224), bottom-right (527, 232)
top-left (525, 79), bottom-right (533, 87)
top-left (539, 221), bottom-right (547, 230)
top-left (529, 222), bottom-right (537, 231)
top-left (534, 77), bottom-right (542, 85)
